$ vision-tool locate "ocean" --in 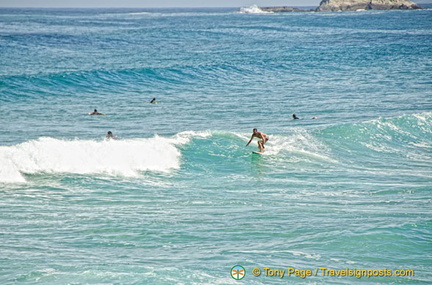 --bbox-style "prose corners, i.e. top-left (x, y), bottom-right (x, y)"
top-left (0, 5), bottom-right (431, 284)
